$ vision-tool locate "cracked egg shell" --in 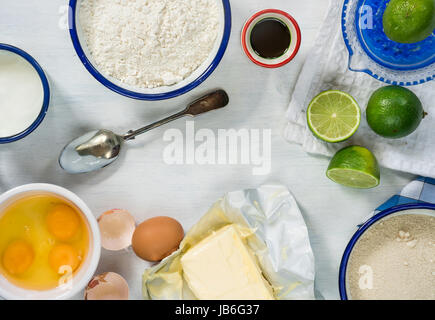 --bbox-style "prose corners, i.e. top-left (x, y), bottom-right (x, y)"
top-left (98, 209), bottom-right (136, 251)
top-left (132, 216), bottom-right (184, 262)
top-left (85, 272), bottom-right (129, 300)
